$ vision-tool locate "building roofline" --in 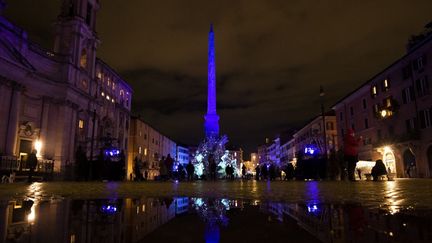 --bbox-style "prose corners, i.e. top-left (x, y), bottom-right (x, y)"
top-left (130, 115), bottom-right (177, 143)
top-left (331, 32), bottom-right (432, 109)
top-left (96, 58), bottom-right (133, 92)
